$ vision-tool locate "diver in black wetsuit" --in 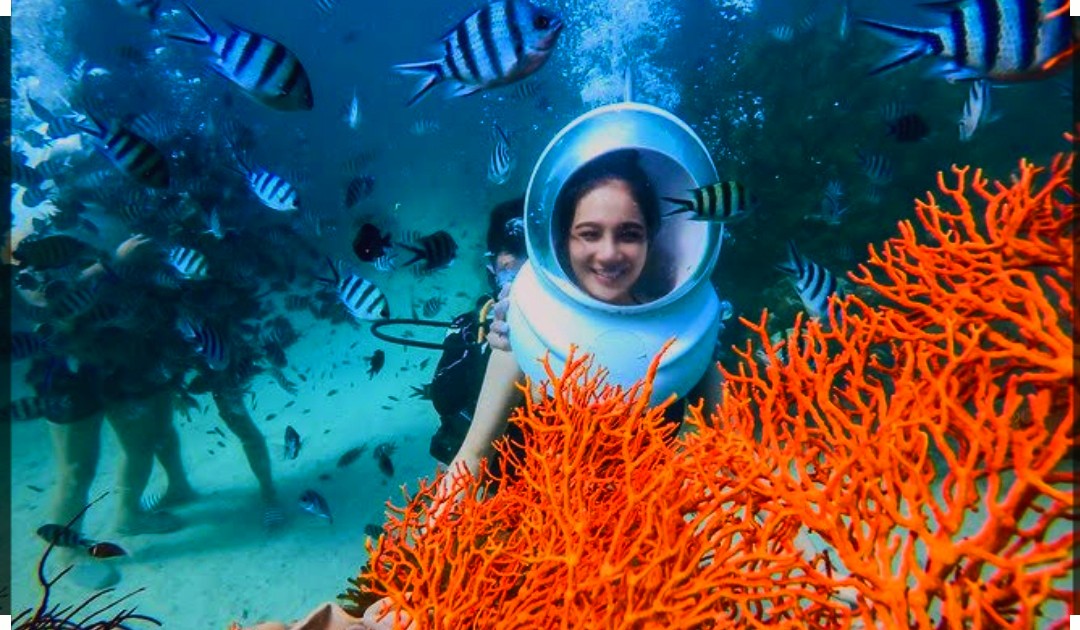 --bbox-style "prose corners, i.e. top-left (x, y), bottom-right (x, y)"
top-left (426, 197), bottom-right (526, 464)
